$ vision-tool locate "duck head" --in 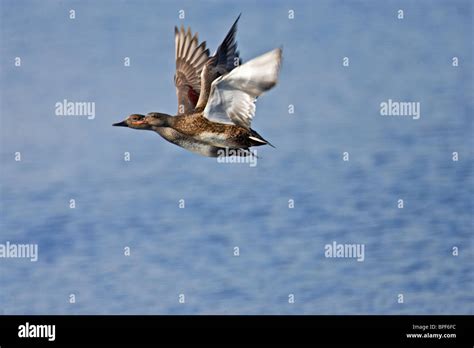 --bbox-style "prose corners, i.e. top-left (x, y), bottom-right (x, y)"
top-left (113, 114), bottom-right (151, 130)
top-left (113, 112), bottom-right (172, 130)
top-left (144, 112), bottom-right (172, 127)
